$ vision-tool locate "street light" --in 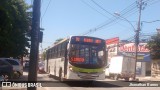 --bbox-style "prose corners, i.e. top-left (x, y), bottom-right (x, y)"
top-left (114, 12), bottom-right (138, 80)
